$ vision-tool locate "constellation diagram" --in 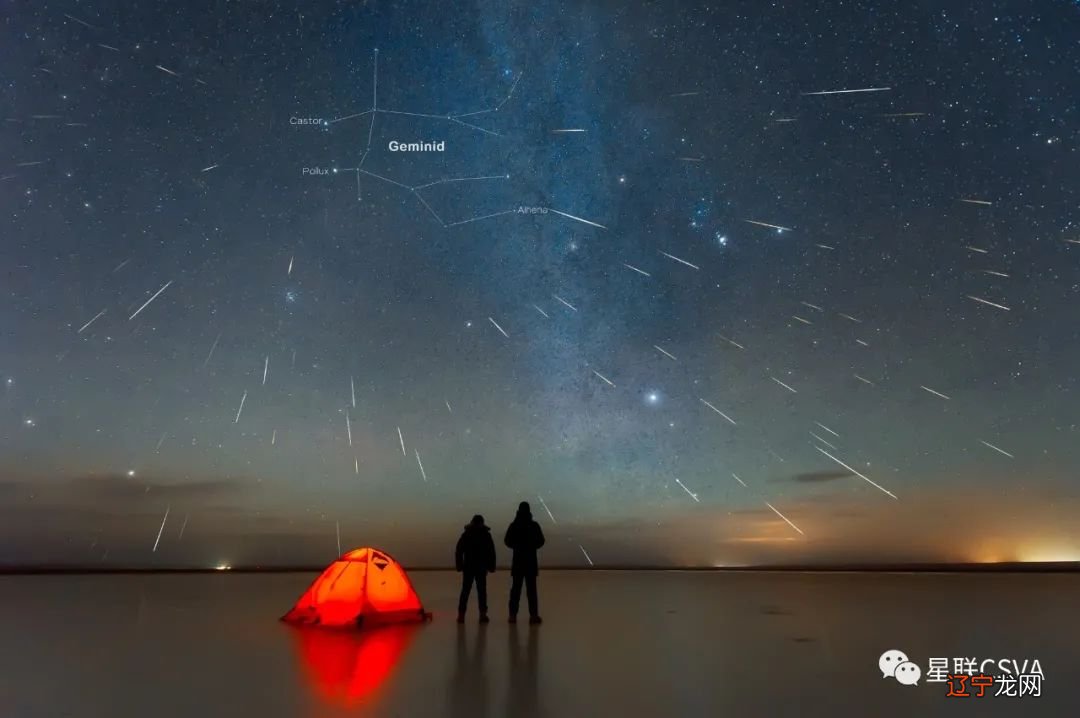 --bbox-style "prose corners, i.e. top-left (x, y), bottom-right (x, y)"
top-left (323, 49), bottom-right (608, 231)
